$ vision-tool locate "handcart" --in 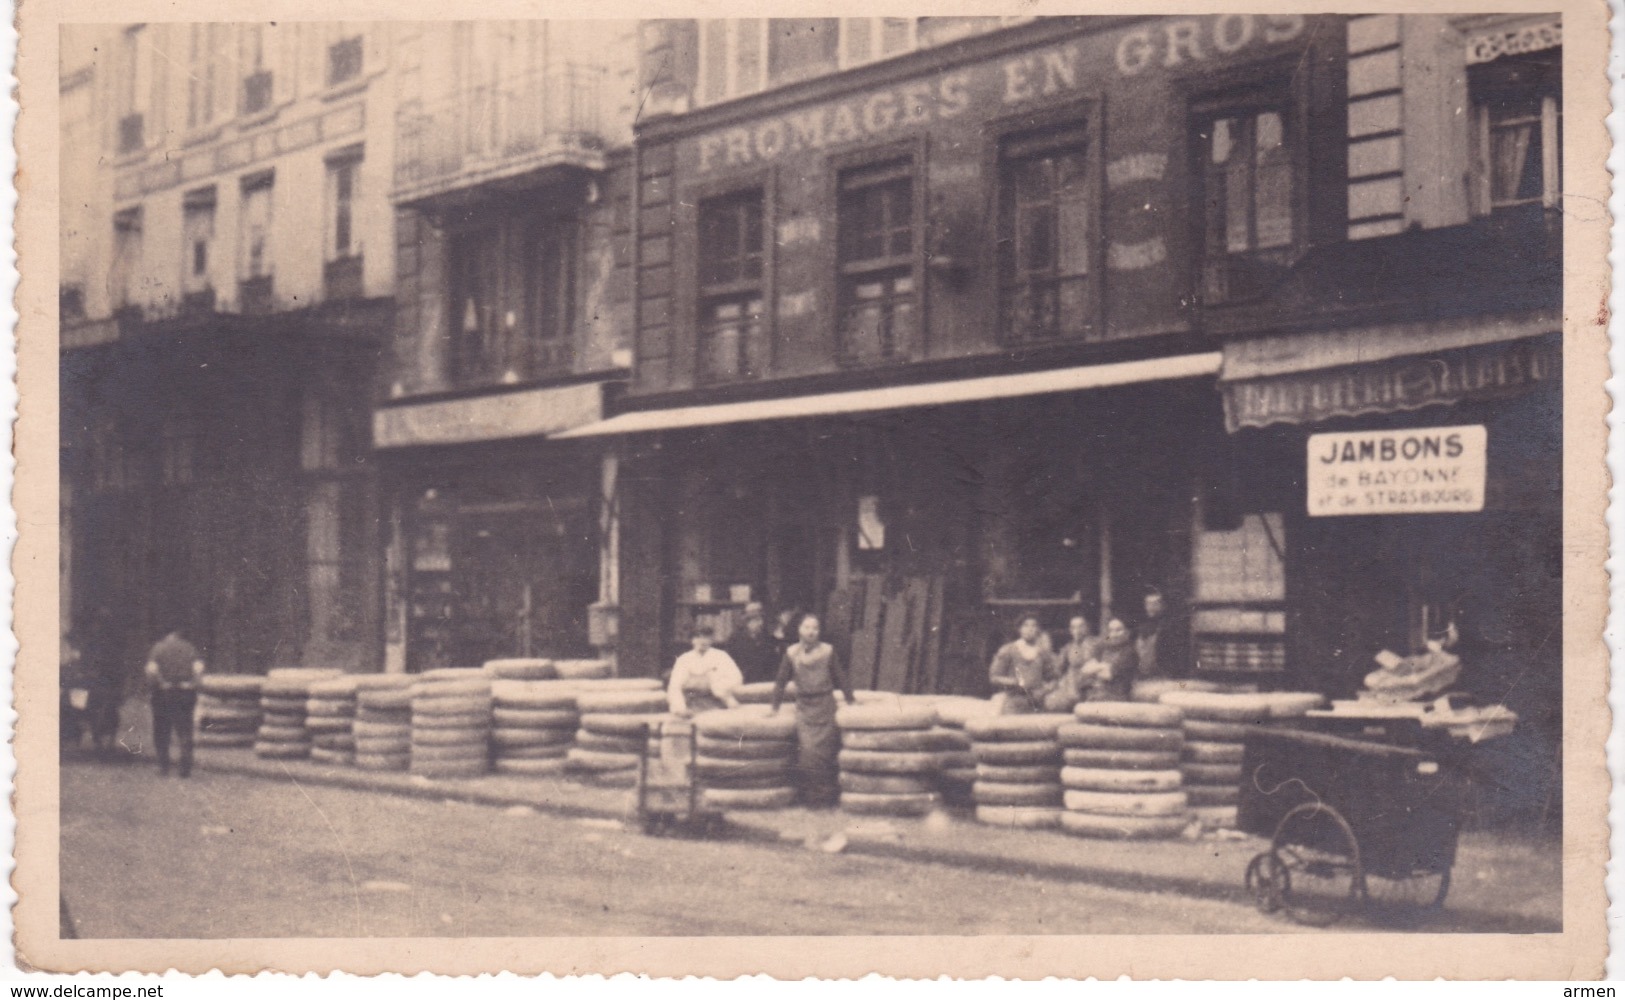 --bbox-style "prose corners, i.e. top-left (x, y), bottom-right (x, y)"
top-left (1239, 722), bottom-right (1468, 927)
top-left (635, 717), bottom-right (726, 838)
